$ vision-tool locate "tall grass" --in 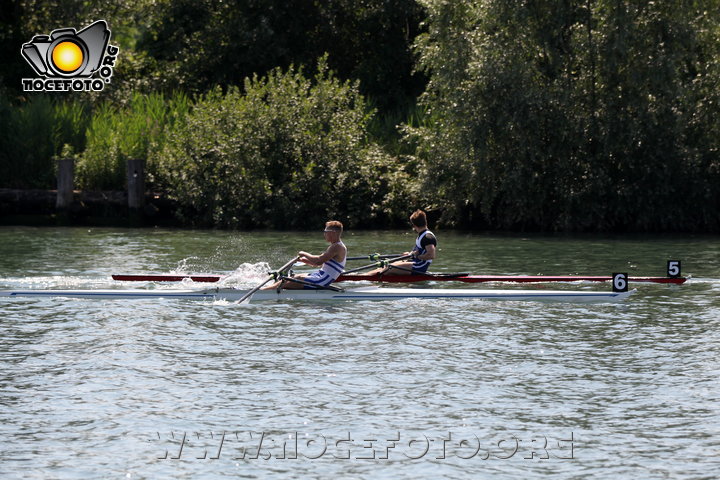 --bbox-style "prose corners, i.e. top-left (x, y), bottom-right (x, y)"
top-left (0, 95), bottom-right (89, 188)
top-left (77, 92), bottom-right (190, 190)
